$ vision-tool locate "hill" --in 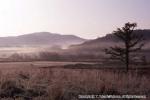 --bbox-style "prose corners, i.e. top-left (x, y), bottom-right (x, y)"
top-left (70, 29), bottom-right (150, 49)
top-left (0, 32), bottom-right (86, 47)
top-left (68, 29), bottom-right (150, 57)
